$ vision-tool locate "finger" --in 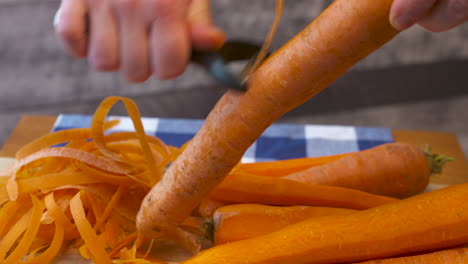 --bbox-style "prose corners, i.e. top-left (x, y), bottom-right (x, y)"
top-left (189, 0), bottom-right (226, 50)
top-left (148, 0), bottom-right (191, 80)
top-left (114, 0), bottom-right (151, 82)
top-left (418, 0), bottom-right (468, 32)
top-left (87, 1), bottom-right (120, 71)
top-left (190, 23), bottom-right (226, 51)
top-left (390, 0), bottom-right (438, 31)
top-left (54, 0), bottom-right (88, 58)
